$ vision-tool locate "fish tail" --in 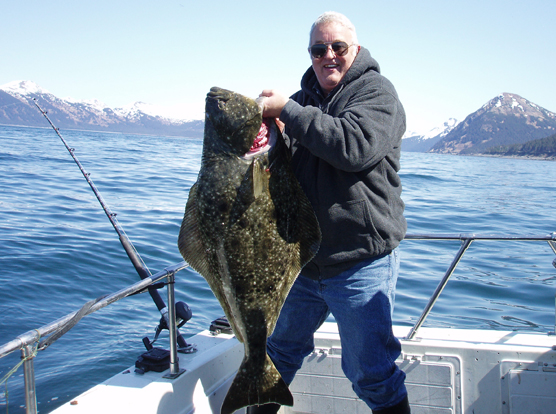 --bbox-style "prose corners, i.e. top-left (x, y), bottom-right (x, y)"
top-left (220, 354), bottom-right (293, 414)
